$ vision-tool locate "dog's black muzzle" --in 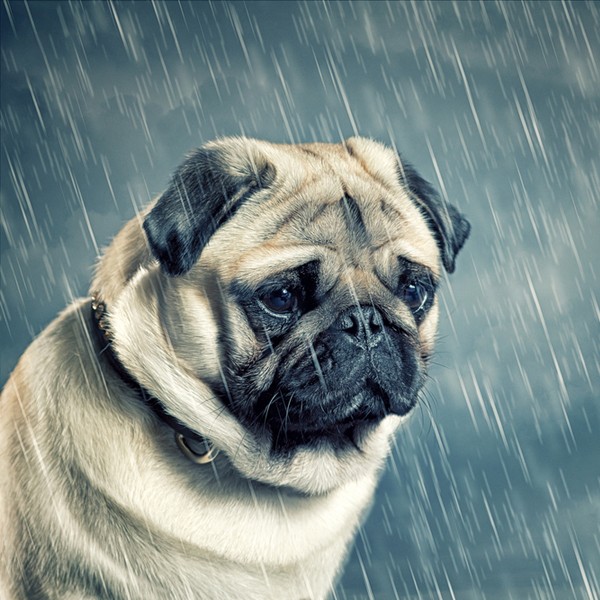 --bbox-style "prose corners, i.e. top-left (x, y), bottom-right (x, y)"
top-left (259, 306), bottom-right (421, 447)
